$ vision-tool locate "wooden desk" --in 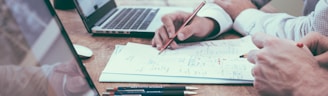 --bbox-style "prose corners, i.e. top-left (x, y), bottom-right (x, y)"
top-left (55, 0), bottom-right (260, 95)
